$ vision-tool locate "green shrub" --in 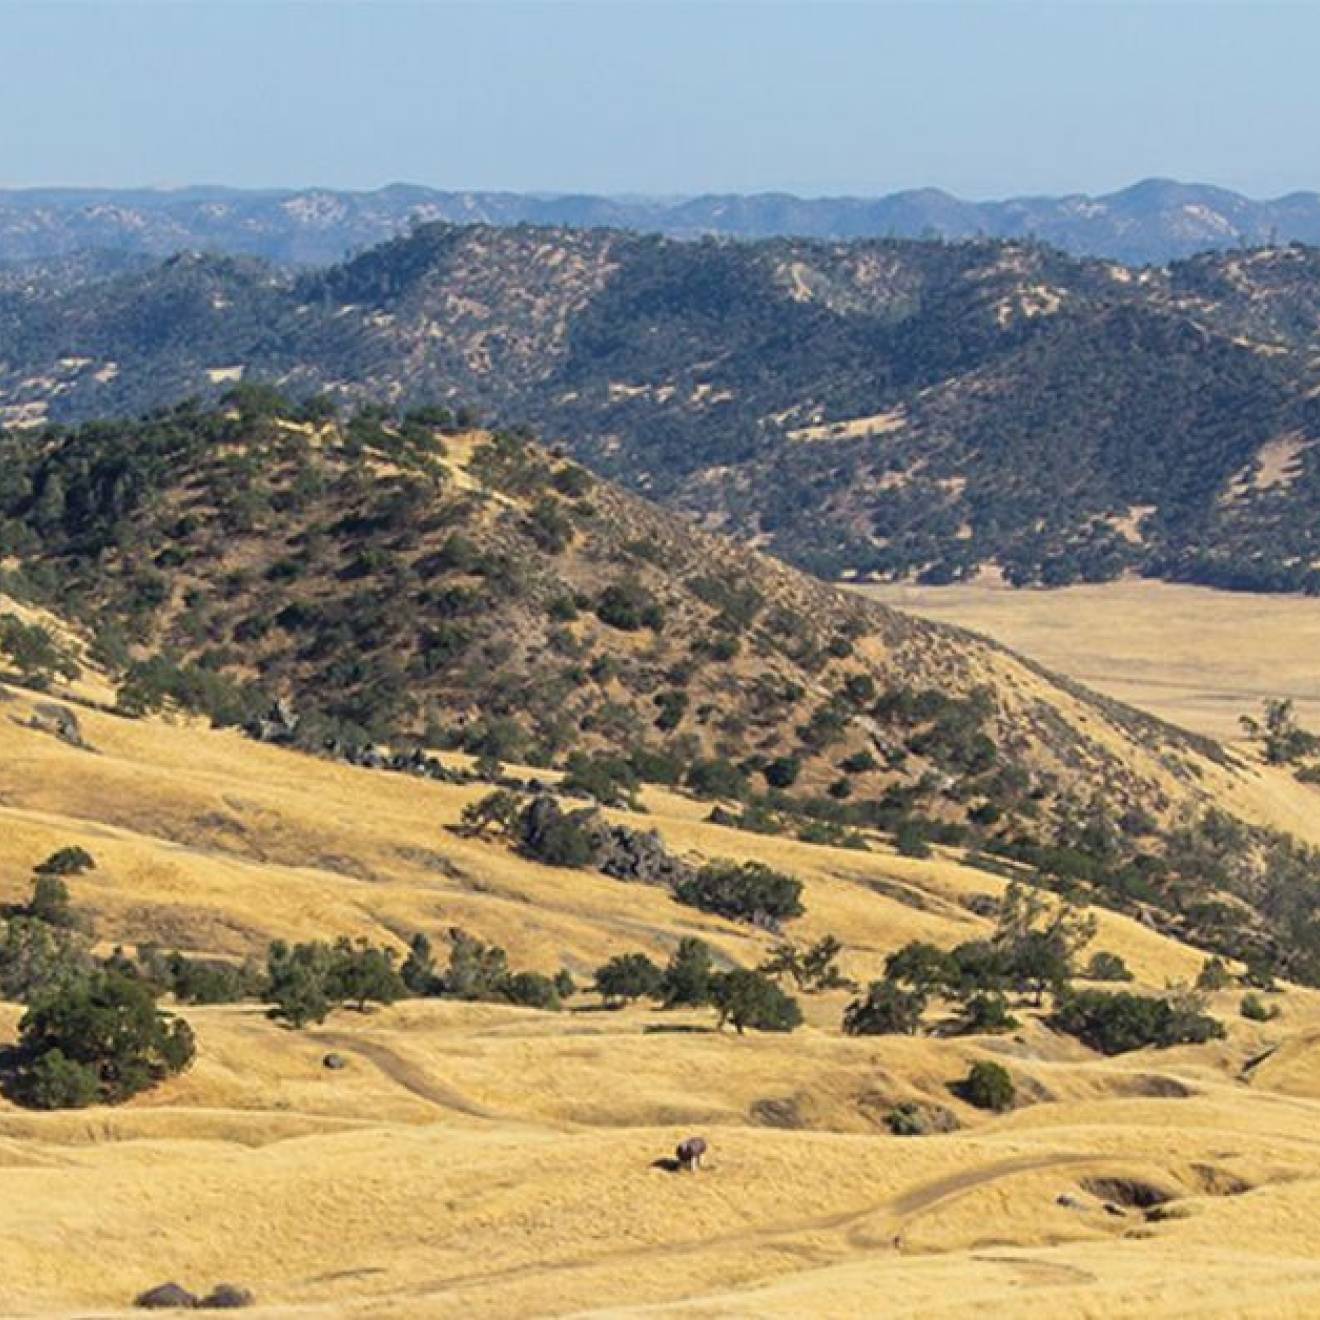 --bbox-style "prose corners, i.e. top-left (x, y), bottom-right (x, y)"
top-left (885, 1102), bottom-right (927, 1136)
top-left (1240, 992), bottom-right (1281, 1022)
top-left (23, 1048), bottom-right (100, 1109)
top-left (1085, 951), bottom-right (1134, 982)
top-left (960, 992), bottom-right (1019, 1034)
top-left (895, 820), bottom-right (933, 859)
top-left (442, 929), bottom-right (512, 1001)
top-left (674, 860), bottom-right (804, 926)
top-left (25, 875), bottom-right (78, 929)
top-left (1050, 989), bottom-right (1225, 1055)
top-left (0, 614), bottom-right (81, 688)
top-left (147, 949), bottom-right (260, 1005)
top-left (762, 756), bottom-right (802, 789)
top-left (760, 935), bottom-right (852, 993)
top-left (561, 752), bottom-right (639, 807)
top-left (685, 757), bottom-right (749, 800)
top-left (328, 937), bottom-right (405, 1013)
top-left (504, 971), bottom-right (562, 1010)
top-left (521, 808), bottom-right (597, 869)
top-left (959, 1059), bottom-right (1016, 1111)
top-left (653, 689), bottom-right (689, 732)
top-left (401, 932), bottom-right (439, 994)
top-left (460, 789), bottom-right (524, 837)
top-left (595, 580), bottom-right (664, 632)
top-left (883, 1100), bottom-right (960, 1137)
top-left (264, 941), bottom-right (333, 1028)
top-left (884, 941), bottom-right (957, 996)
top-left (1196, 956), bottom-right (1232, 992)
top-left (0, 917), bottom-right (90, 1002)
